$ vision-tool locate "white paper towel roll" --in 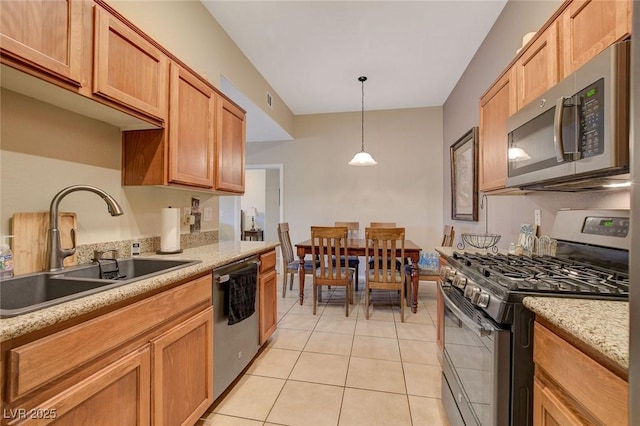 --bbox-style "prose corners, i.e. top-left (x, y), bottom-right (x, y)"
top-left (160, 207), bottom-right (181, 253)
